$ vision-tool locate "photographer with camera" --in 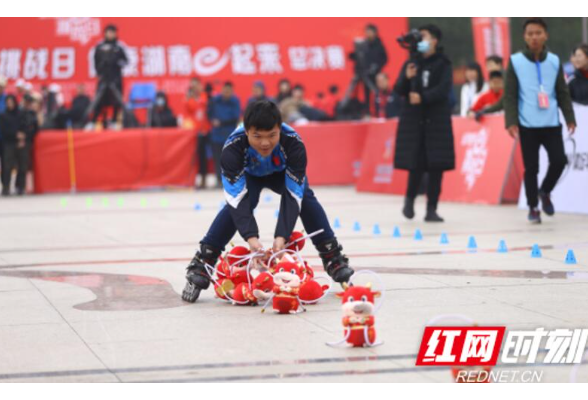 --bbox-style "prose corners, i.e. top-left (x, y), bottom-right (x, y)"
top-left (343, 24), bottom-right (388, 113)
top-left (86, 24), bottom-right (128, 129)
top-left (393, 24), bottom-right (455, 223)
